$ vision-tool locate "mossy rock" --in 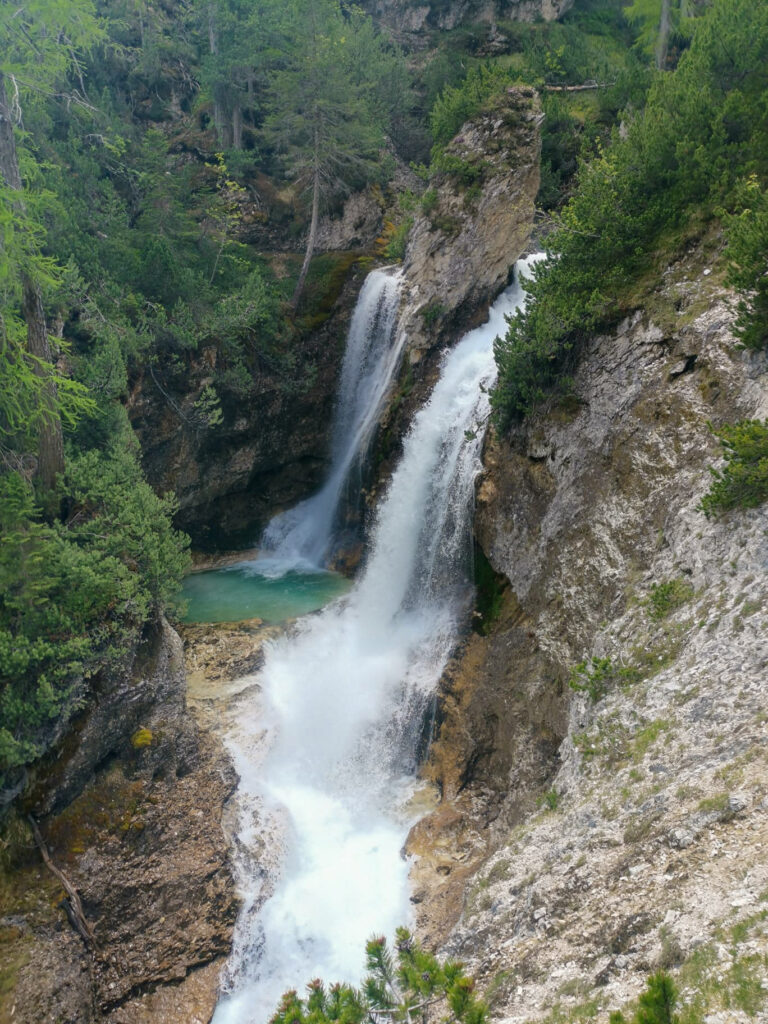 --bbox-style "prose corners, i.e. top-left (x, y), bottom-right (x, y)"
top-left (131, 728), bottom-right (153, 750)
